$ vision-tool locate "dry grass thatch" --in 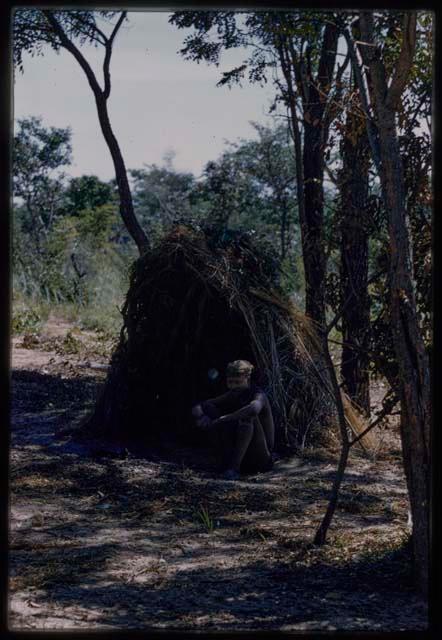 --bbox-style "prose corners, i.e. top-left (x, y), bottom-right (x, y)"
top-left (85, 223), bottom-right (372, 453)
